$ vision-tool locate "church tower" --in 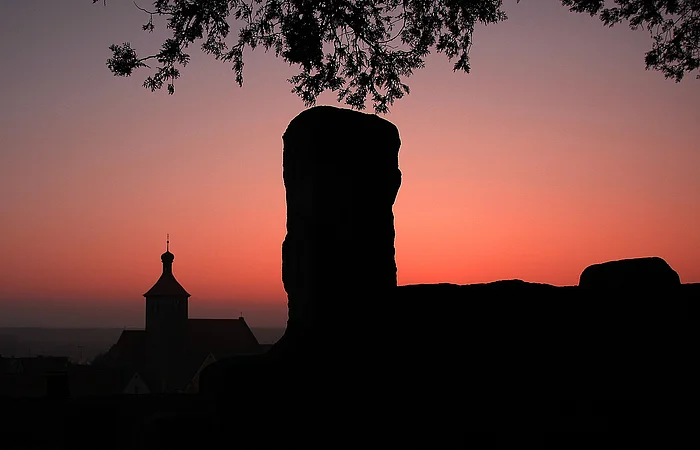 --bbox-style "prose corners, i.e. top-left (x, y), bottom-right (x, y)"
top-left (144, 236), bottom-right (190, 387)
